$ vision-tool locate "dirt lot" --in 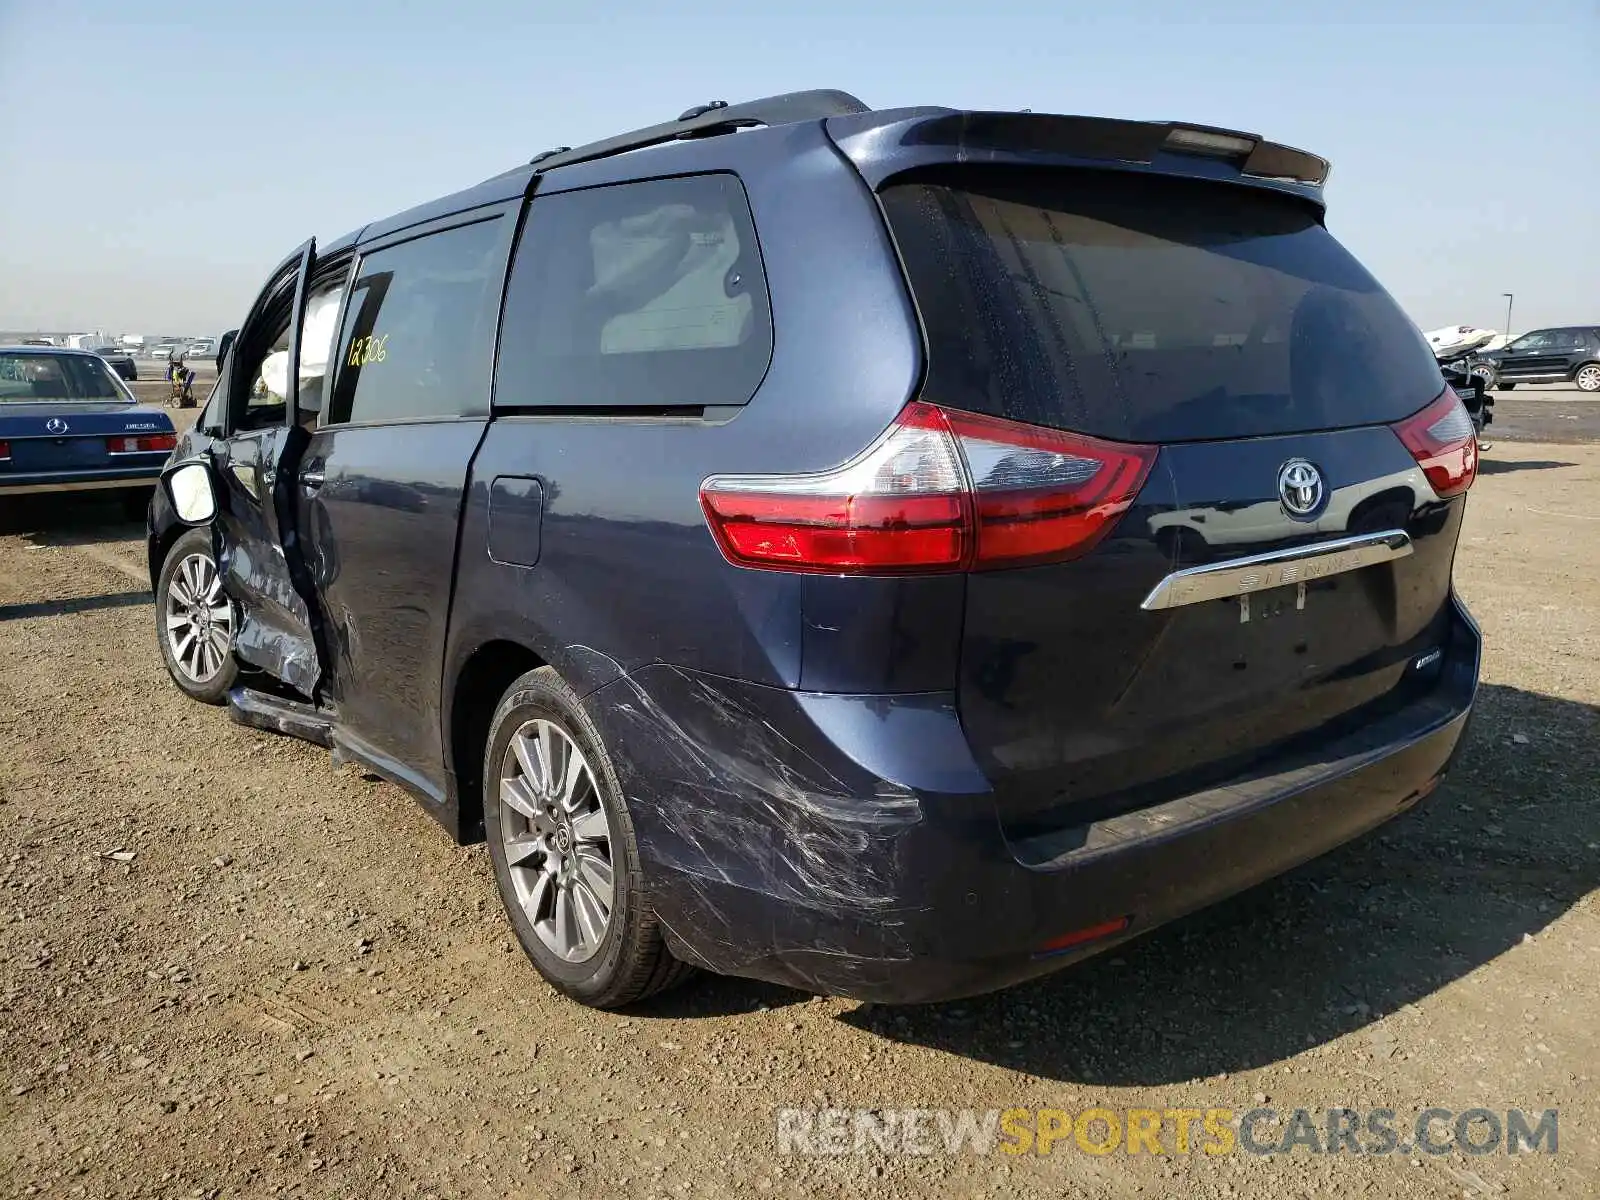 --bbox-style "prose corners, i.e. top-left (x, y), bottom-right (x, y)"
top-left (2, 441), bottom-right (1596, 1199)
